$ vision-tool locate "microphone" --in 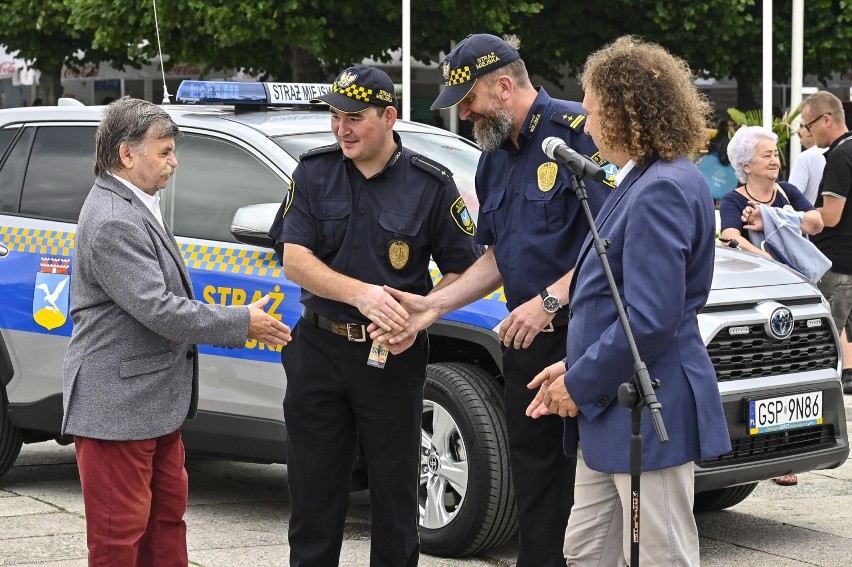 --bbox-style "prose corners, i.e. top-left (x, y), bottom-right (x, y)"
top-left (542, 136), bottom-right (606, 182)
